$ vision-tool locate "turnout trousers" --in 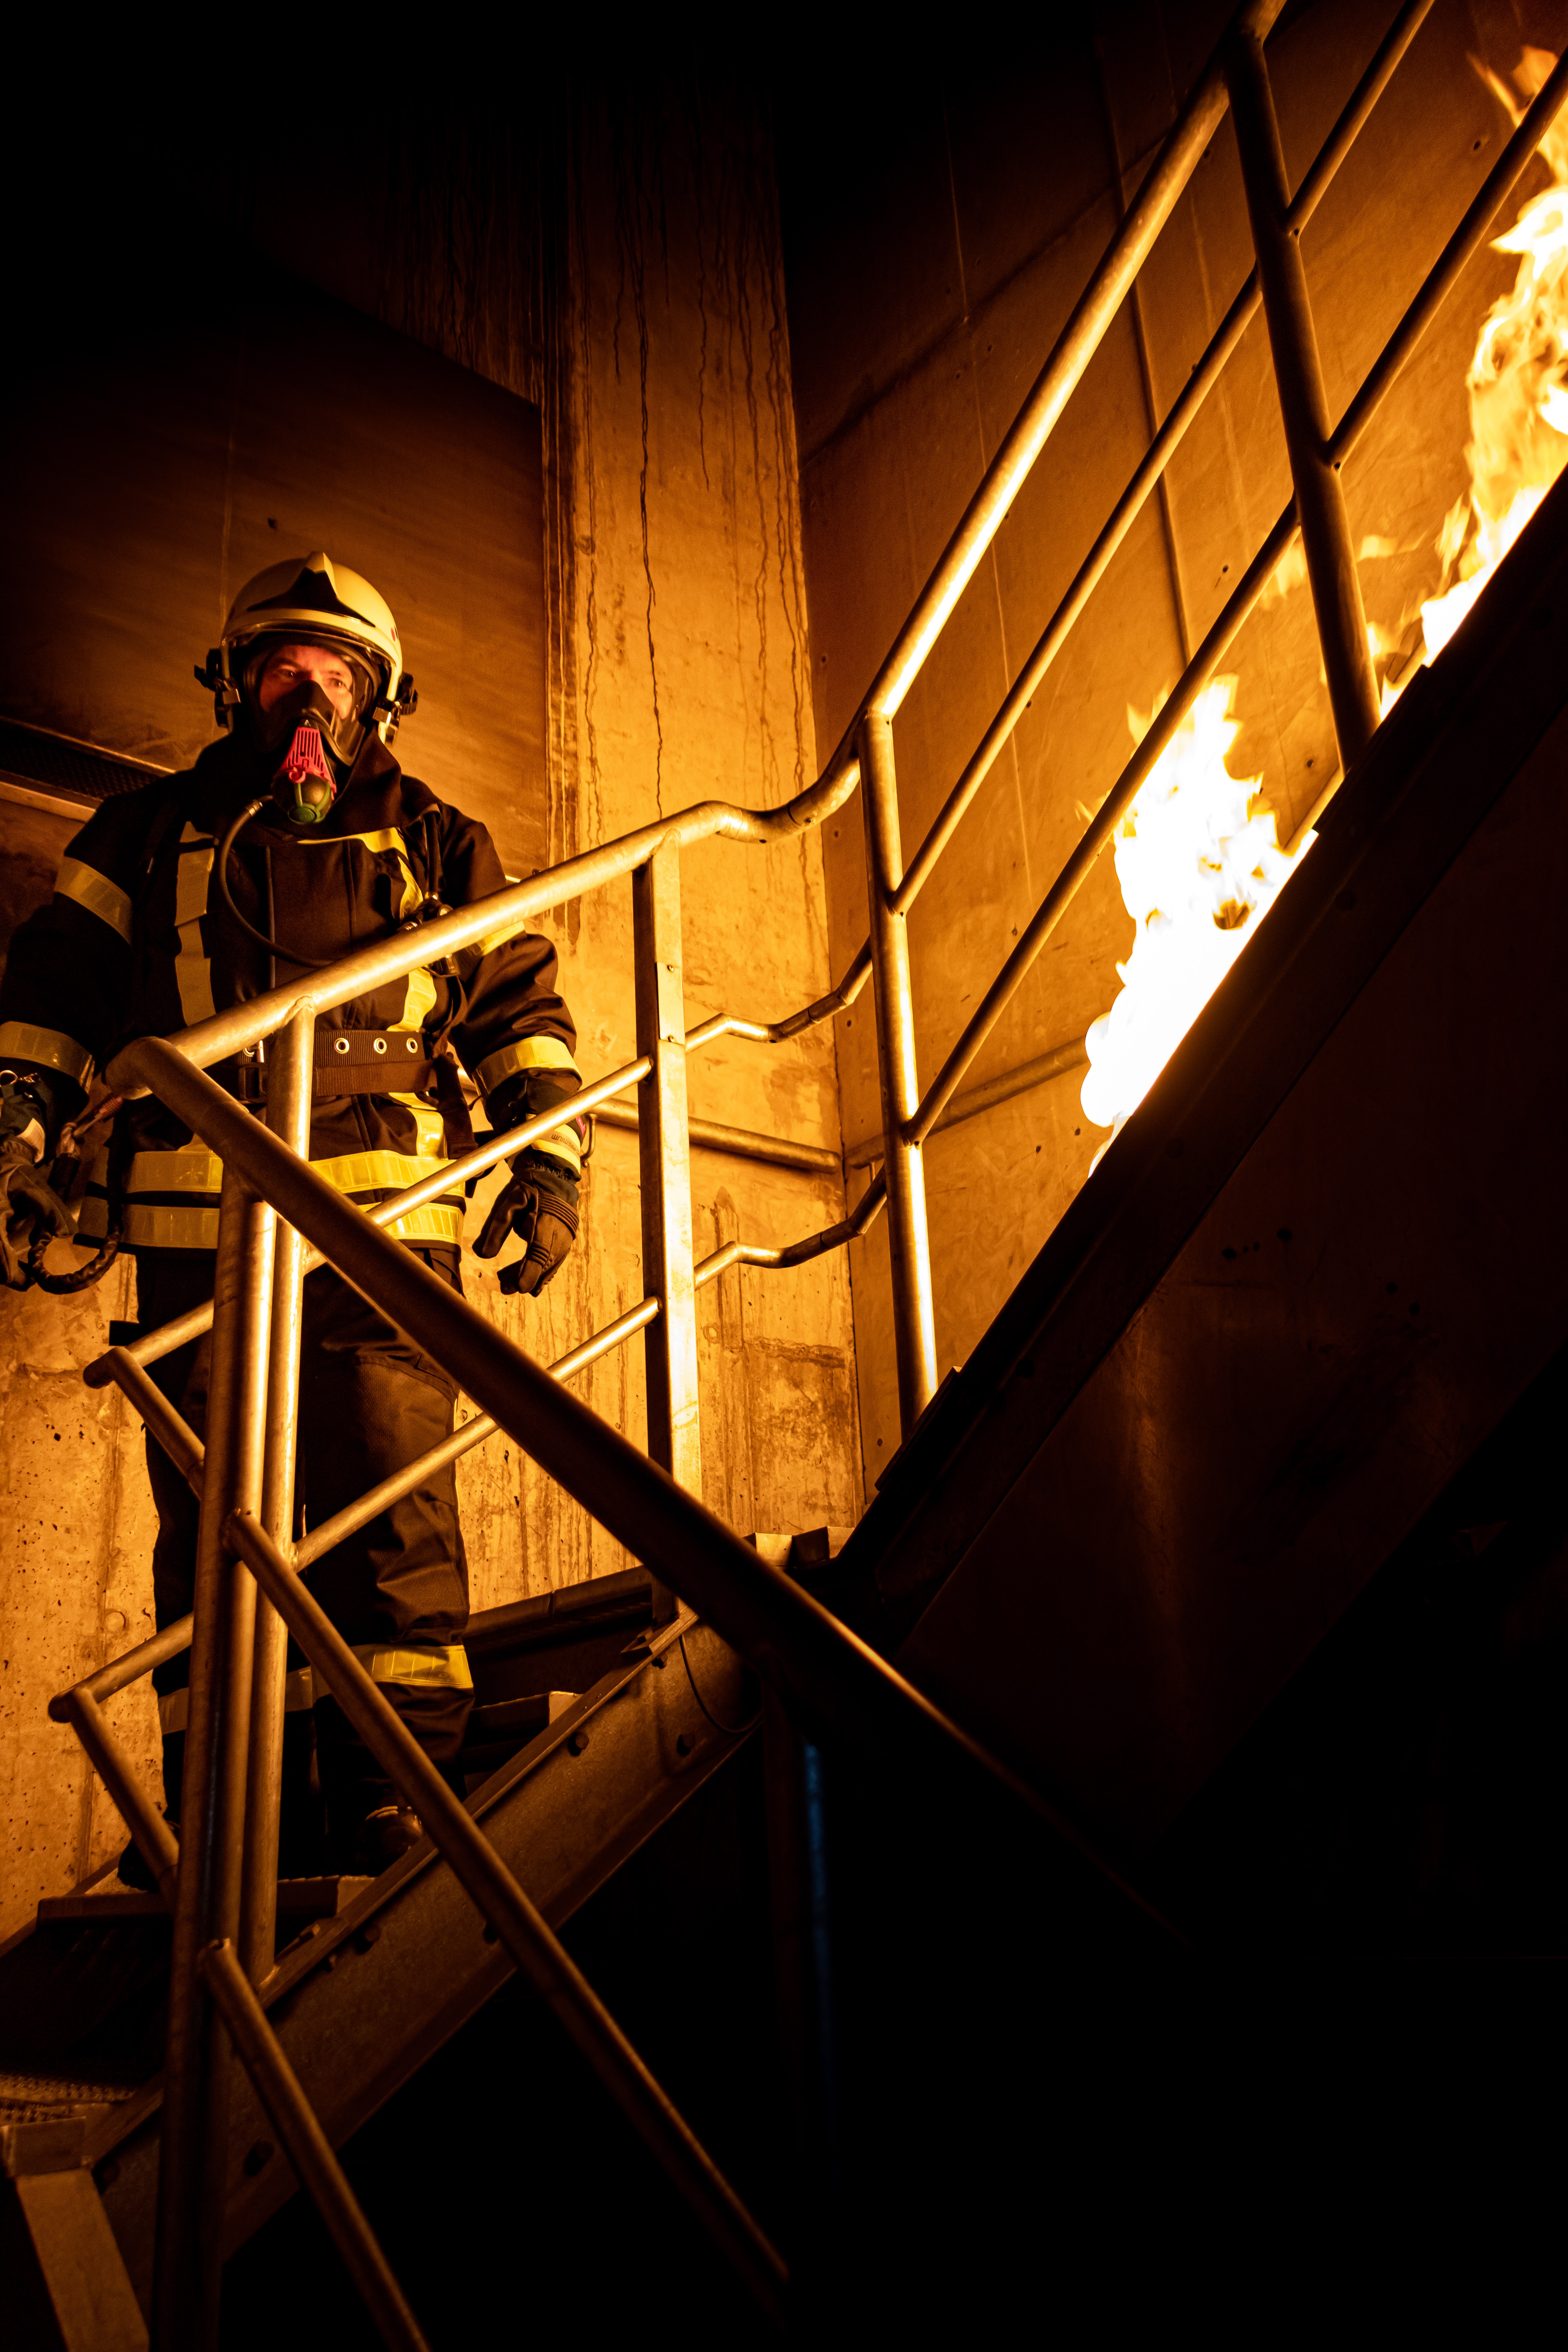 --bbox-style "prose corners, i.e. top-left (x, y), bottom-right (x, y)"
top-left (138, 1246), bottom-right (474, 1870)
